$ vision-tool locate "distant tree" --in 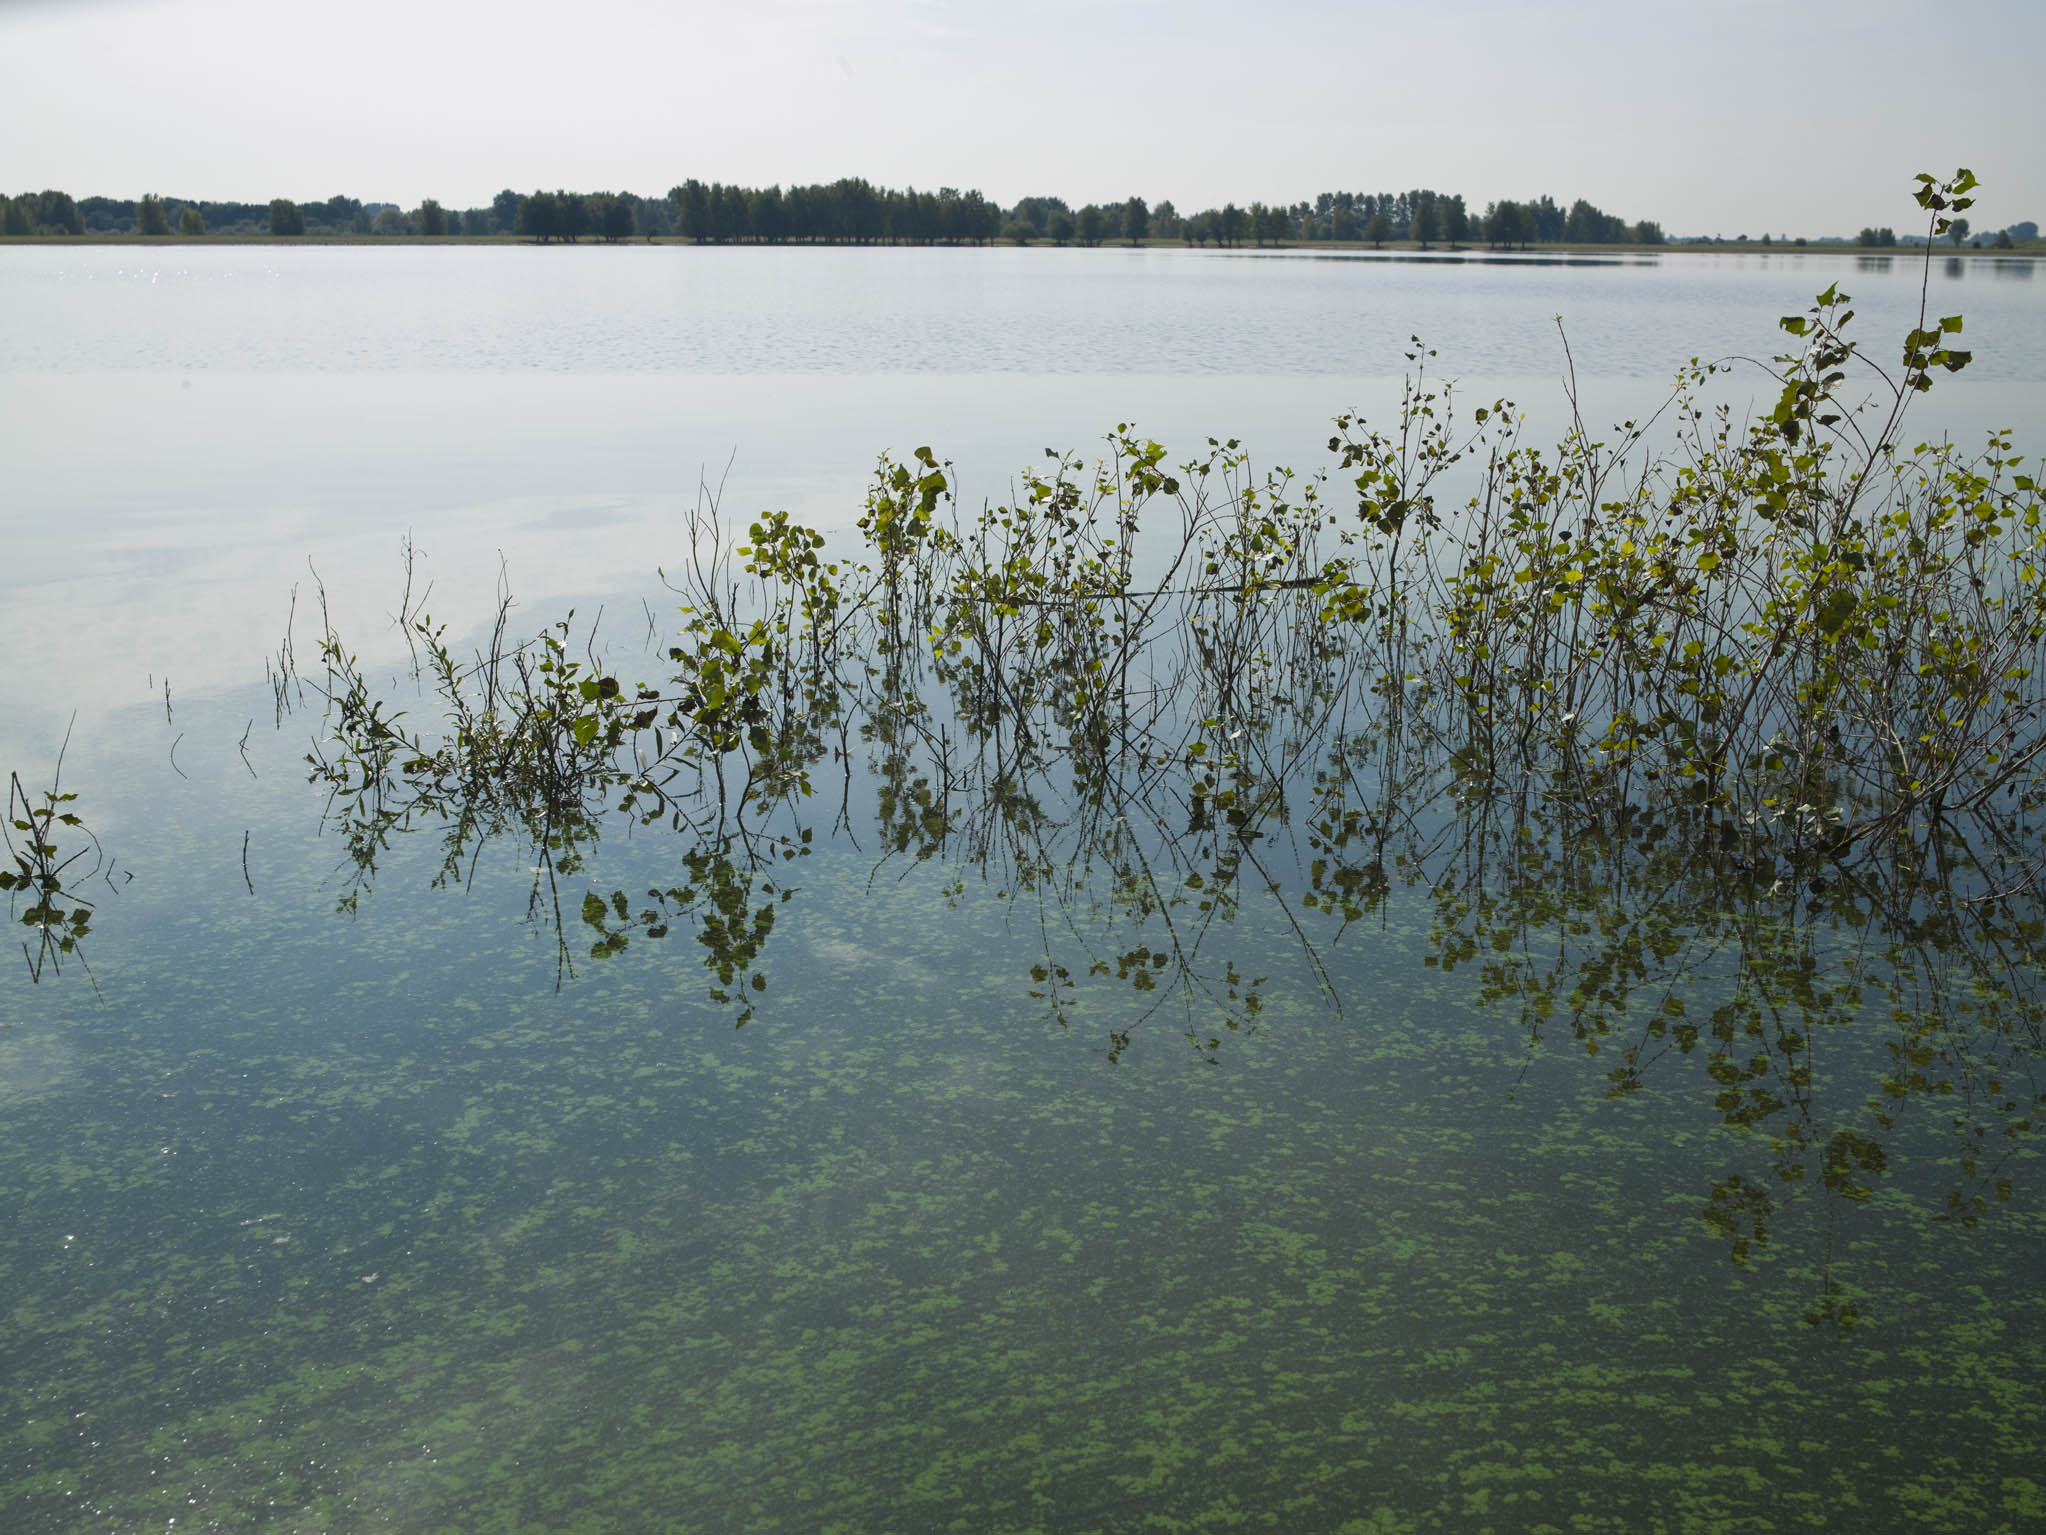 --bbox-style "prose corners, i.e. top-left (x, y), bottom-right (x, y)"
top-left (24, 190), bottom-right (83, 235)
top-left (1443, 195), bottom-right (1469, 246)
top-left (2, 199), bottom-right (28, 236)
top-left (372, 206), bottom-right (409, 236)
top-left (1633, 219), bottom-right (1665, 245)
top-left (1564, 197), bottom-right (1627, 243)
top-left (631, 194), bottom-right (670, 238)
top-left (1857, 226), bottom-right (1897, 247)
top-left (1411, 193), bottom-right (1440, 248)
top-left (517, 191), bottom-right (560, 243)
top-left (351, 205), bottom-right (372, 234)
top-left (1364, 210), bottom-right (1391, 248)
top-left (415, 199), bottom-right (448, 236)
top-left (1948, 216), bottom-right (1970, 248)
top-left (557, 191), bottom-right (591, 243)
top-left (1076, 203), bottom-right (1105, 246)
top-left (671, 180), bottom-right (711, 243)
top-left (491, 189), bottom-right (520, 234)
top-left (268, 198), bottom-right (305, 236)
top-left (14, 191), bottom-right (82, 236)
top-left (178, 206), bottom-right (205, 236)
top-left (749, 185), bottom-right (783, 243)
top-left (1247, 201), bottom-right (1282, 245)
top-left (715, 182), bottom-right (753, 242)
top-left (2009, 221), bottom-right (2039, 243)
top-left (1218, 202), bottom-right (1246, 246)
top-left (1151, 199), bottom-right (1182, 240)
top-left (445, 208), bottom-right (464, 236)
top-left (308, 195), bottom-right (360, 231)
top-left (935, 186), bottom-right (965, 243)
top-left (1123, 195), bottom-right (1149, 245)
top-left (844, 177), bottom-right (885, 242)
top-left (935, 186), bottom-right (996, 245)
top-left (135, 194), bottom-right (170, 236)
top-left (1047, 208), bottom-right (1076, 246)
top-left (595, 192), bottom-right (635, 242)
top-left (1995, 228), bottom-right (2014, 249)
top-left (1008, 196), bottom-right (1068, 241)
top-left (1485, 200), bottom-right (1523, 249)
top-left (72, 195), bottom-right (122, 232)
top-left (880, 187), bottom-right (915, 243)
